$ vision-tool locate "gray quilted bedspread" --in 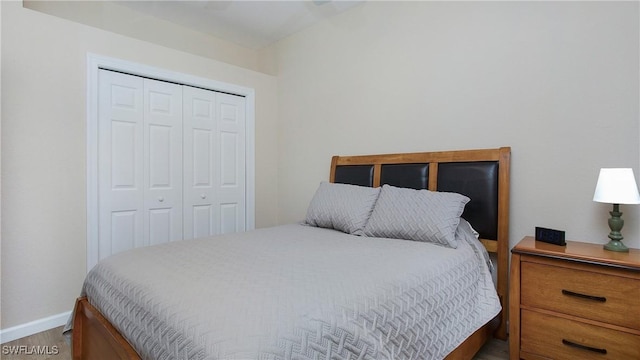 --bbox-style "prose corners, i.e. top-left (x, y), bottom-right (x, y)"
top-left (78, 223), bottom-right (500, 360)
